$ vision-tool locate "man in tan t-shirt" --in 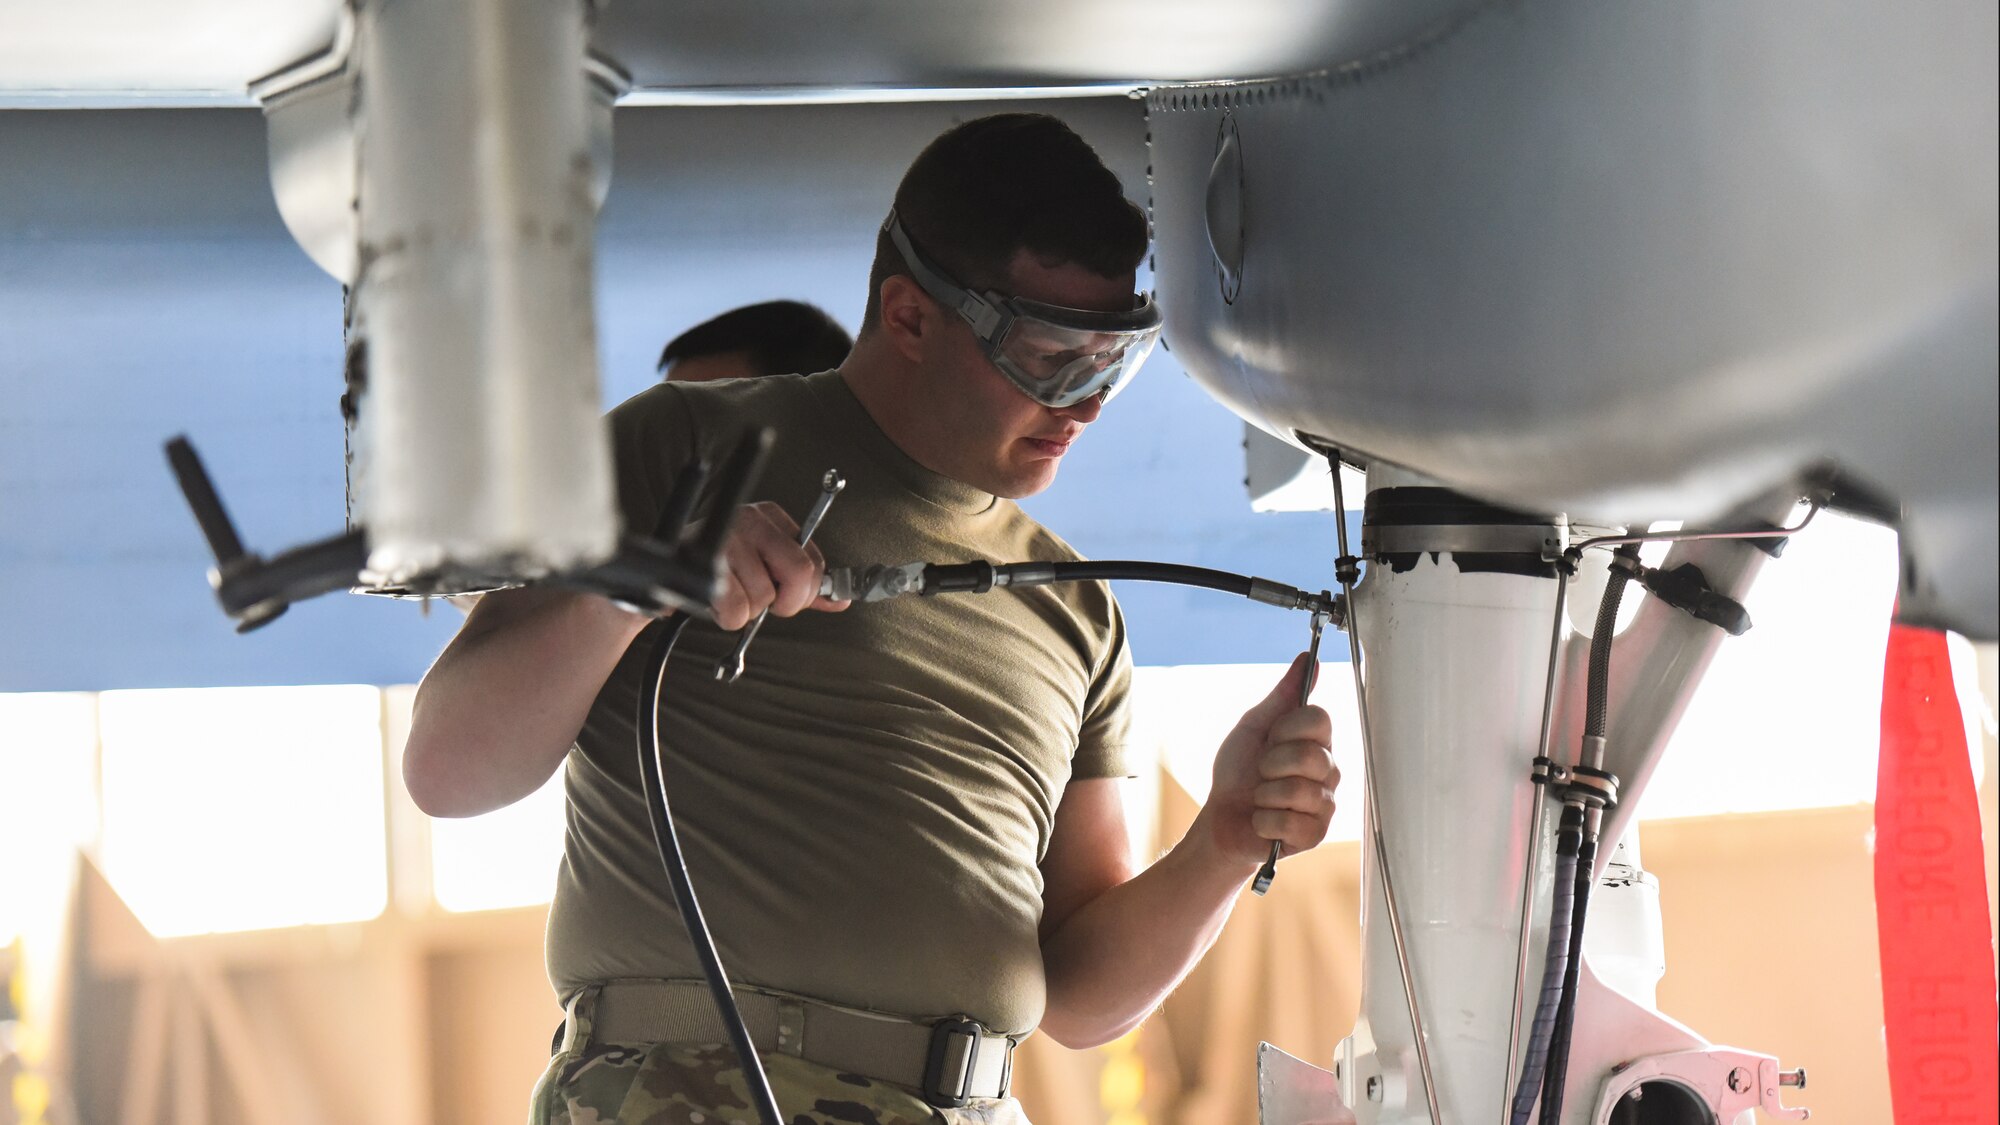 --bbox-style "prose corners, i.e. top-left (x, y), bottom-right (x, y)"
top-left (404, 113), bottom-right (1341, 1125)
